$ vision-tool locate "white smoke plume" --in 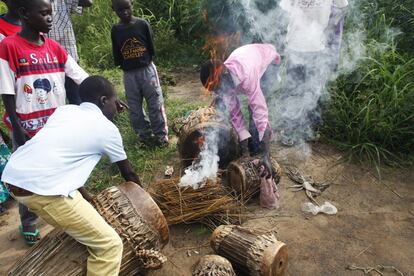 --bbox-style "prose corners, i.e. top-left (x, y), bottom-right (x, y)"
top-left (208, 0), bottom-right (381, 150)
top-left (179, 128), bottom-right (220, 189)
